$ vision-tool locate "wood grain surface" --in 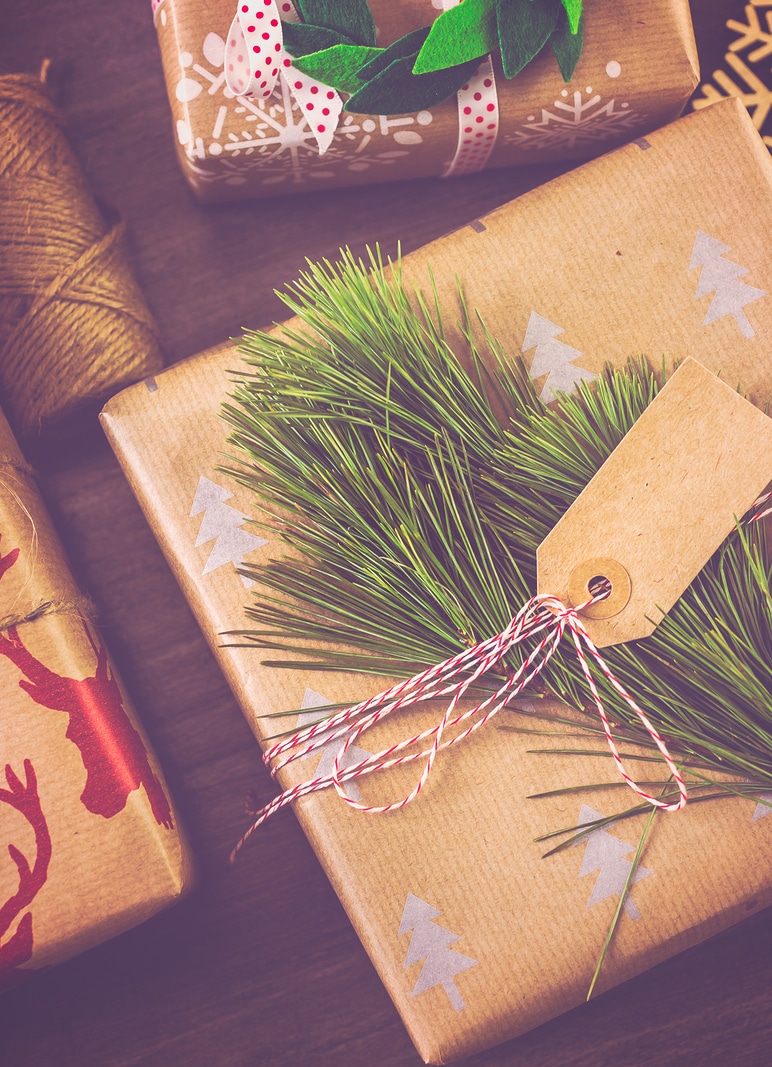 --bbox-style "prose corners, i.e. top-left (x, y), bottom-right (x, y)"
top-left (4, 3), bottom-right (772, 1065)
